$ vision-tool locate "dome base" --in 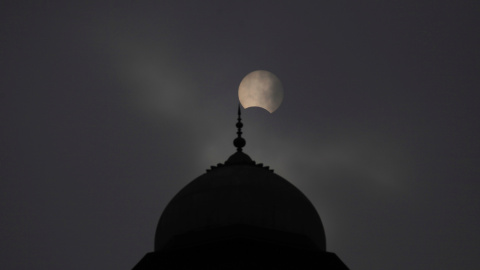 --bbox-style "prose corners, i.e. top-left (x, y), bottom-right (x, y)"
top-left (134, 224), bottom-right (349, 269)
top-left (163, 223), bottom-right (321, 252)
